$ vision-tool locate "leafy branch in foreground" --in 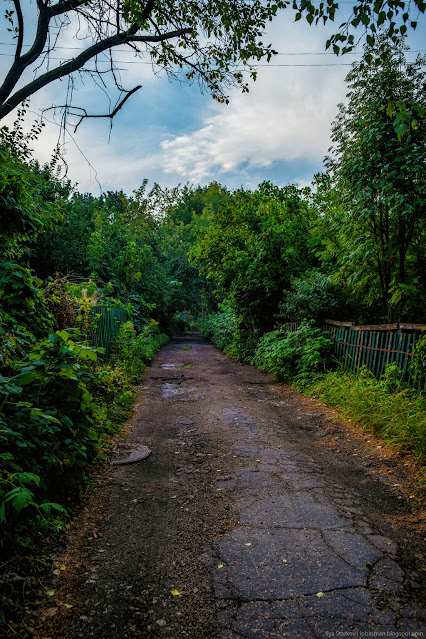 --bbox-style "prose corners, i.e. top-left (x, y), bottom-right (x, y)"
top-left (294, 0), bottom-right (425, 57)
